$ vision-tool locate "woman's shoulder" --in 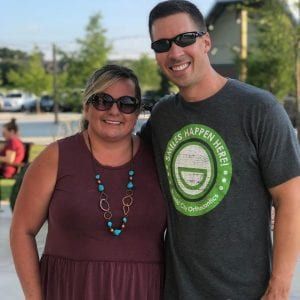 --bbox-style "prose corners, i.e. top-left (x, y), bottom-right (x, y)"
top-left (33, 133), bottom-right (82, 165)
top-left (57, 132), bottom-right (83, 149)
